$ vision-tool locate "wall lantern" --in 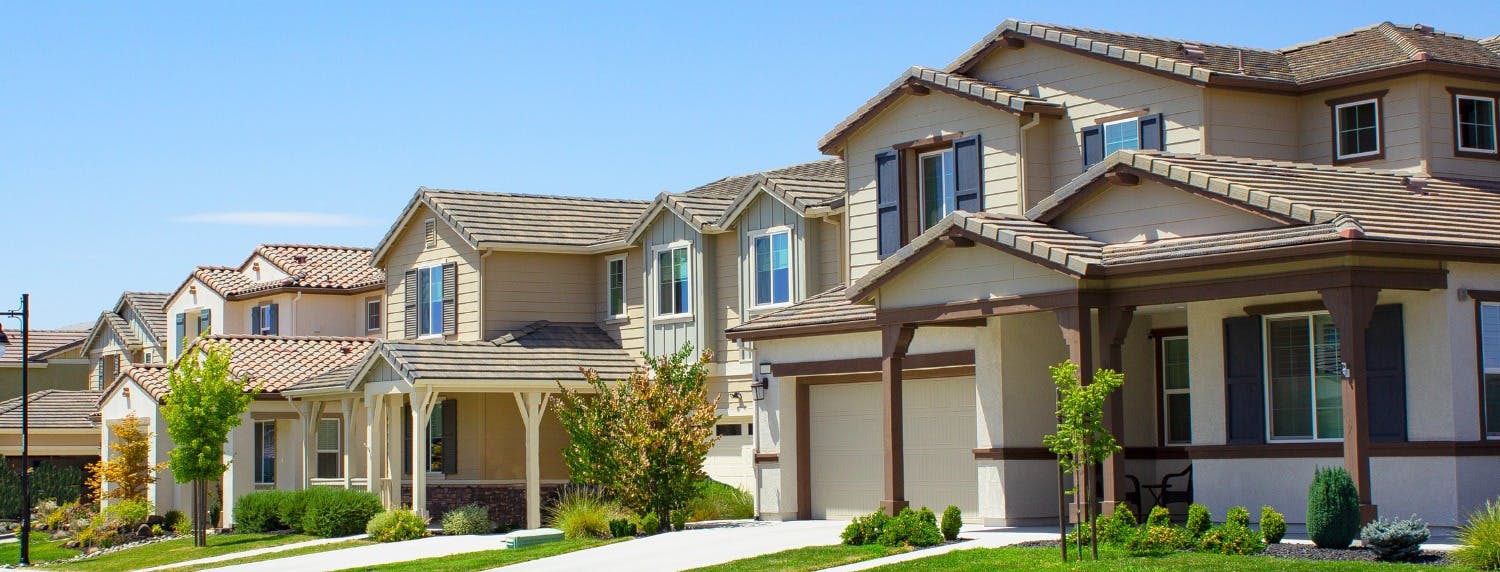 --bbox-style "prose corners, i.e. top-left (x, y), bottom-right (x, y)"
top-left (751, 363), bottom-right (772, 401)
